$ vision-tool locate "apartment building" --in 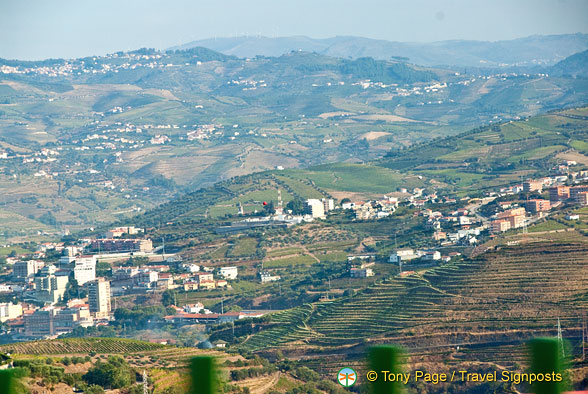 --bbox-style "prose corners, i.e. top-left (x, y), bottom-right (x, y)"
top-left (88, 278), bottom-right (111, 318)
